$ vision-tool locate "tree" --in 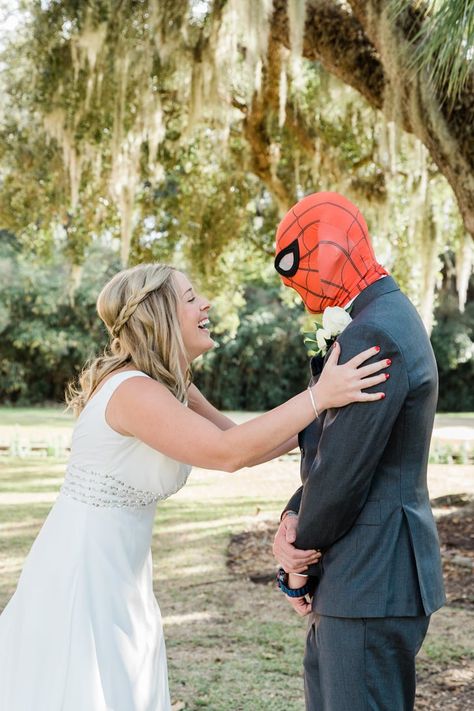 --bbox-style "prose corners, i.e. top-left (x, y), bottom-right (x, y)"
top-left (0, 0), bottom-right (472, 326)
top-left (270, 0), bottom-right (474, 237)
top-left (0, 234), bottom-right (118, 402)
